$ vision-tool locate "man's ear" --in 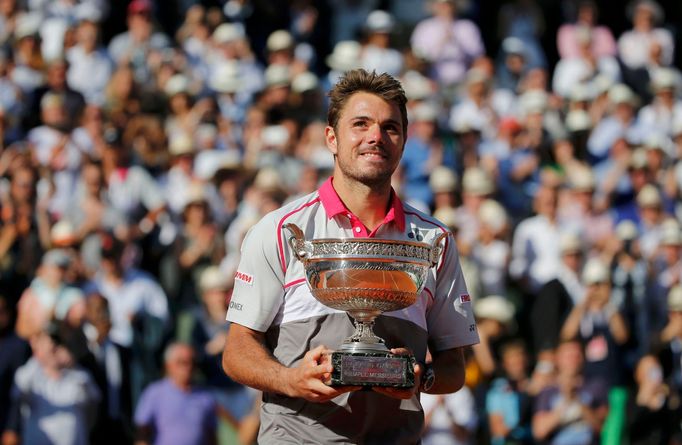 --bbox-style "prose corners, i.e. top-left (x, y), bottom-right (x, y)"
top-left (325, 126), bottom-right (338, 155)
